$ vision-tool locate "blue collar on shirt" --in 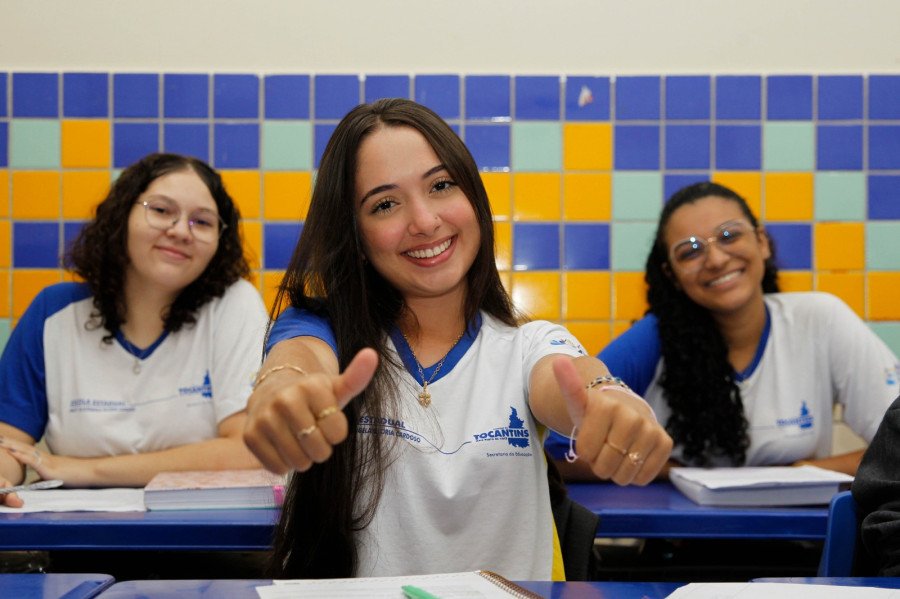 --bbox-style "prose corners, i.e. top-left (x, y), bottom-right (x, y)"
top-left (733, 304), bottom-right (770, 382)
top-left (115, 330), bottom-right (170, 360)
top-left (389, 313), bottom-right (482, 385)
